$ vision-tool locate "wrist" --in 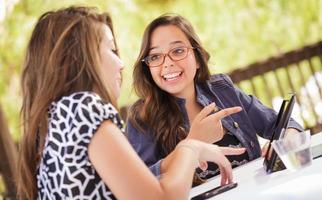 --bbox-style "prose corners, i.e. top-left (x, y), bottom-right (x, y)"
top-left (177, 139), bottom-right (201, 158)
top-left (186, 131), bottom-right (196, 140)
top-left (179, 138), bottom-right (199, 145)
